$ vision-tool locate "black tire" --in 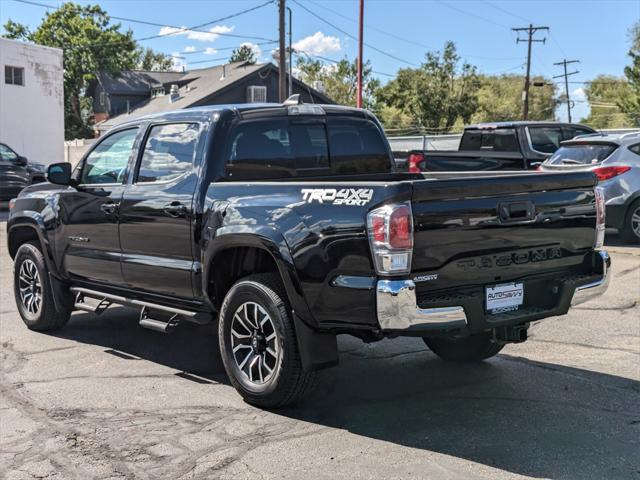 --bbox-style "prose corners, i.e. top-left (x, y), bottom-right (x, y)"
top-left (218, 273), bottom-right (316, 408)
top-left (423, 332), bottom-right (504, 363)
top-left (13, 241), bottom-right (72, 331)
top-left (619, 199), bottom-right (640, 244)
